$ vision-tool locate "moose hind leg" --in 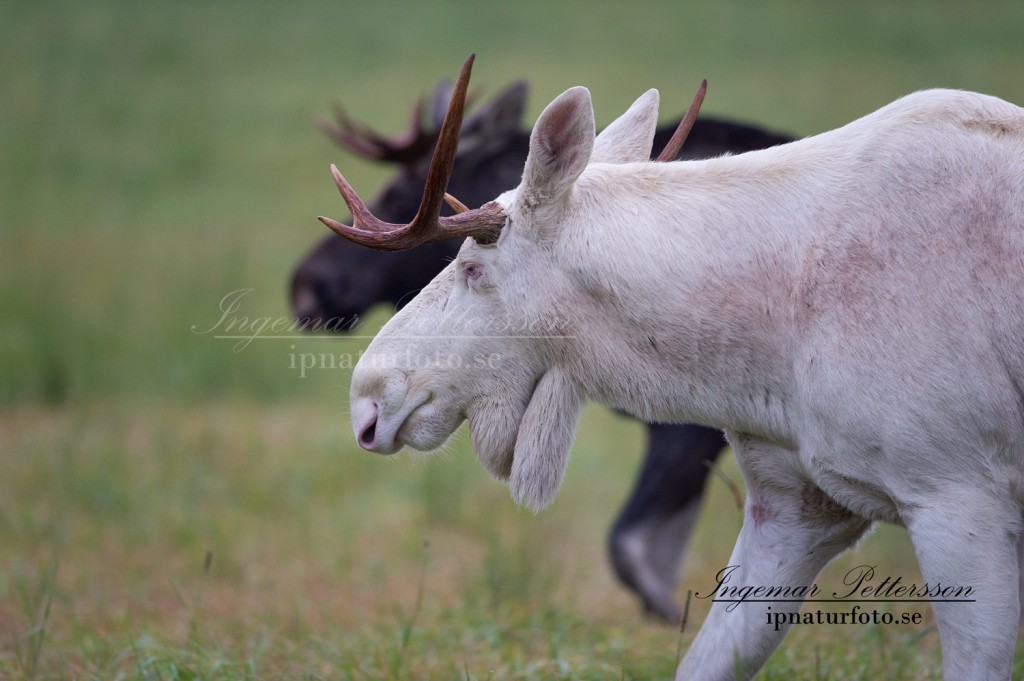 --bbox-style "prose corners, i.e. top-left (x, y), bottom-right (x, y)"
top-left (1018, 528), bottom-right (1024, 628)
top-left (906, 492), bottom-right (1020, 680)
top-left (675, 439), bottom-right (870, 680)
